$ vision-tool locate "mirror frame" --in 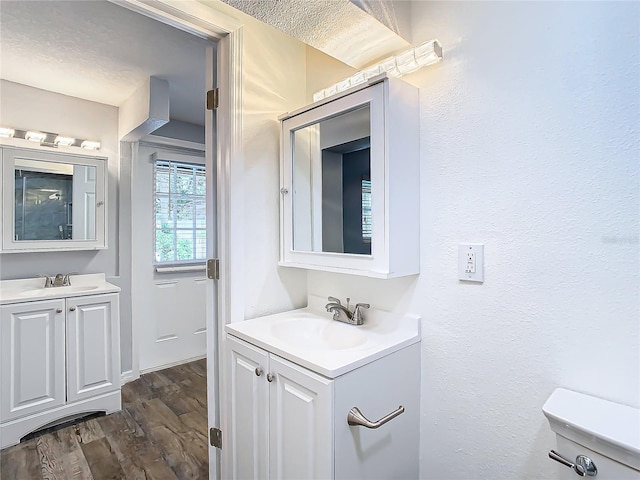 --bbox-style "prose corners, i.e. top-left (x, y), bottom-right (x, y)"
top-left (280, 81), bottom-right (387, 275)
top-left (1, 145), bottom-right (107, 253)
